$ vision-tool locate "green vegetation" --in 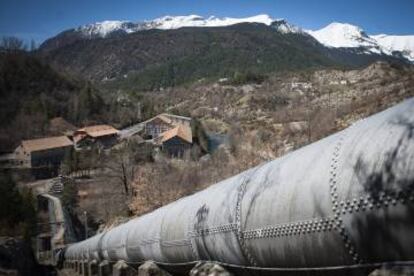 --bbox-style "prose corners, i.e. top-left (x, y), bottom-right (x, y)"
top-left (191, 119), bottom-right (209, 153)
top-left (42, 24), bottom-right (341, 92)
top-left (61, 179), bottom-right (79, 214)
top-left (228, 71), bottom-right (267, 85)
top-left (0, 50), bottom-right (105, 126)
top-left (74, 83), bottom-right (106, 123)
top-left (0, 49), bottom-right (106, 152)
top-left (0, 172), bottom-right (36, 240)
top-left (61, 148), bottom-right (100, 175)
top-left (105, 35), bottom-right (333, 91)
